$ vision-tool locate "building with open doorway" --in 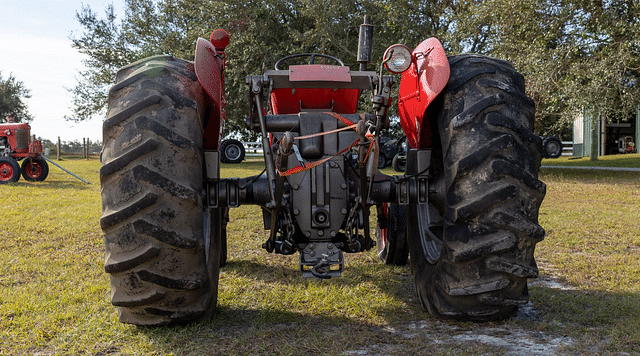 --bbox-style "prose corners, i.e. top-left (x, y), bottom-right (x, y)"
top-left (572, 109), bottom-right (639, 156)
